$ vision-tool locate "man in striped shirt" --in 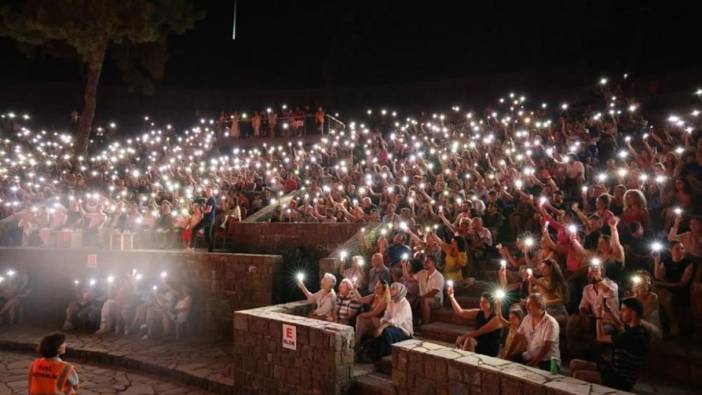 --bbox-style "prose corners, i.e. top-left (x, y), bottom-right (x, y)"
top-left (334, 279), bottom-right (361, 325)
